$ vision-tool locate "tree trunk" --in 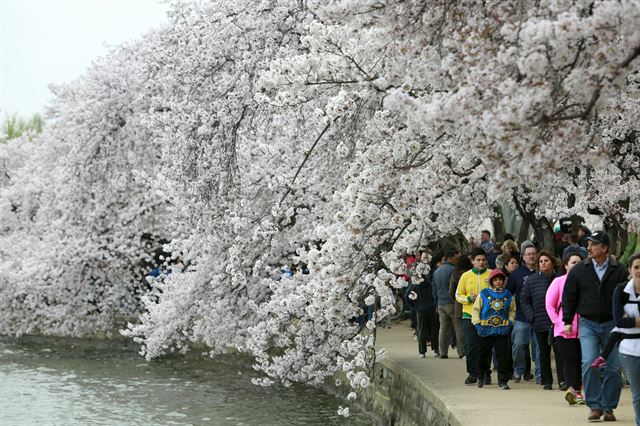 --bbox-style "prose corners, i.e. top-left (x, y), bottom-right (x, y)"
top-left (518, 218), bottom-right (531, 243)
top-left (491, 202), bottom-right (506, 243)
top-left (533, 217), bottom-right (556, 254)
top-left (512, 188), bottom-right (554, 252)
top-left (606, 198), bottom-right (630, 258)
top-left (439, 230), bottom-right (469, 253)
